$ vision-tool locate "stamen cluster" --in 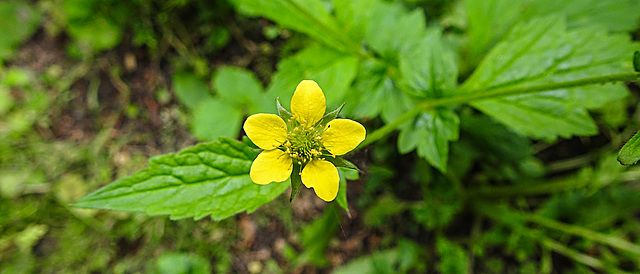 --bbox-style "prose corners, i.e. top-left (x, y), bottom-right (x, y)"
top-left (283, 118), bottom-right (324, 165)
